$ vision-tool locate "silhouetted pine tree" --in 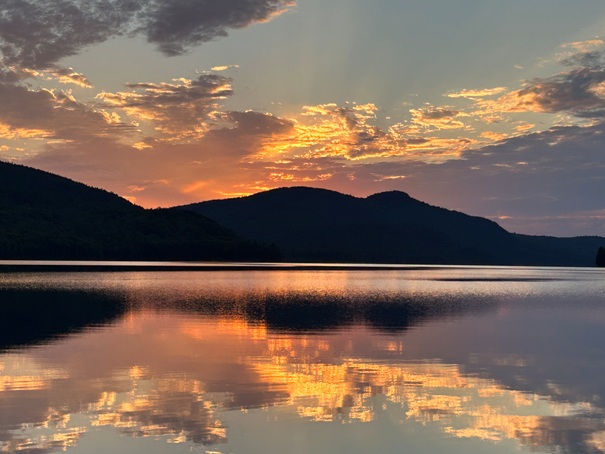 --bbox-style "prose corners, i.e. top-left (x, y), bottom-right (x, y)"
top-left (597, 247), bottom-right (605, 267)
